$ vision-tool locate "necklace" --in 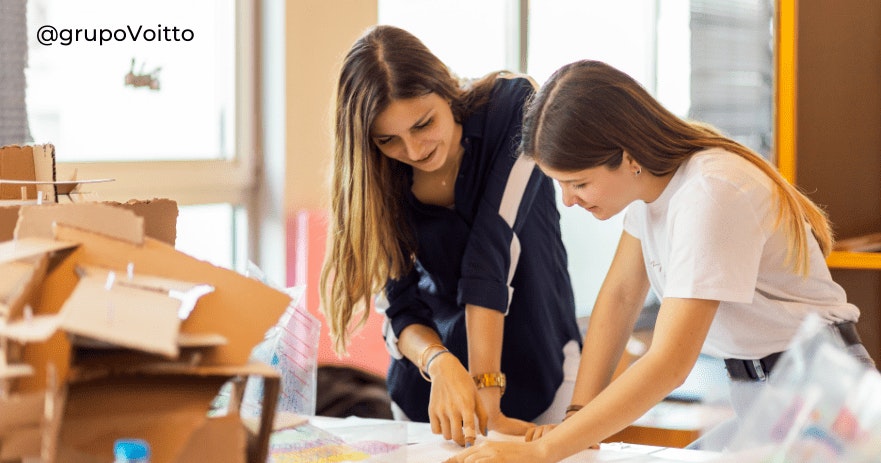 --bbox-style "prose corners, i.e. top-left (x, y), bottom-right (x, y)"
top-left (412, 144), bottom-right (464, 207)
